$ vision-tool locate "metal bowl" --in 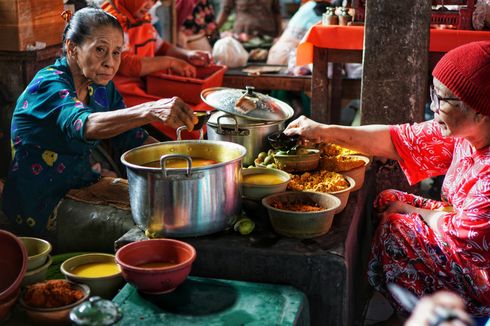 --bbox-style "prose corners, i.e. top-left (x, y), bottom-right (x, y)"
top-left (241, 167), bottom-right (291, 200)
top-left (262, 191), bottom-right (341, 239)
